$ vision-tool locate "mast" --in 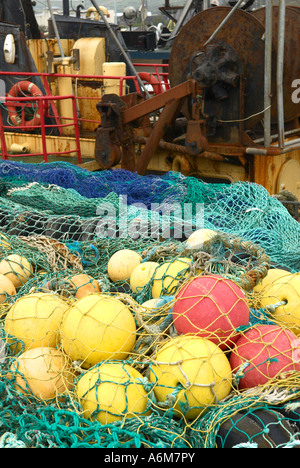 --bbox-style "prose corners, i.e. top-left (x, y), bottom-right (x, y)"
top-left (63, 0), bottom-right (70, 16)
